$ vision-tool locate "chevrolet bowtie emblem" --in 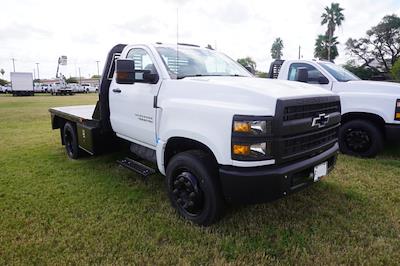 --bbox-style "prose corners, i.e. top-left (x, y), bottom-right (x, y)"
top-left (312, 113), bottom-right (330, 128)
